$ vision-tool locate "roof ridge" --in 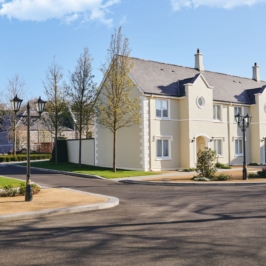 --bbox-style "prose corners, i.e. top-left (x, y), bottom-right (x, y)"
top-left (129, 56), bottom-right (266, 83)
